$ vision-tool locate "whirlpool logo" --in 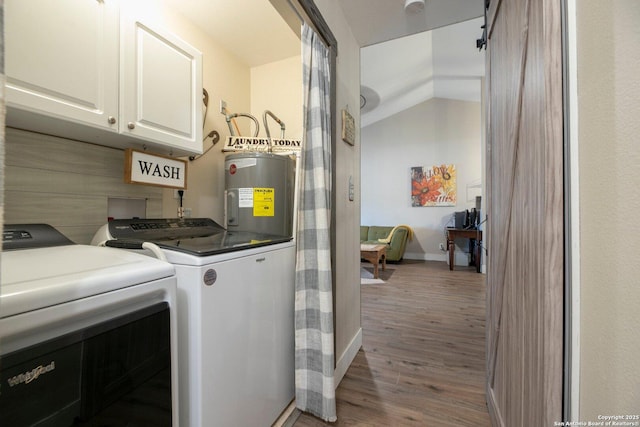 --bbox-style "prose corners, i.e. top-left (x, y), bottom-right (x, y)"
top-left (6, 362), bottom-right (55, 387)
